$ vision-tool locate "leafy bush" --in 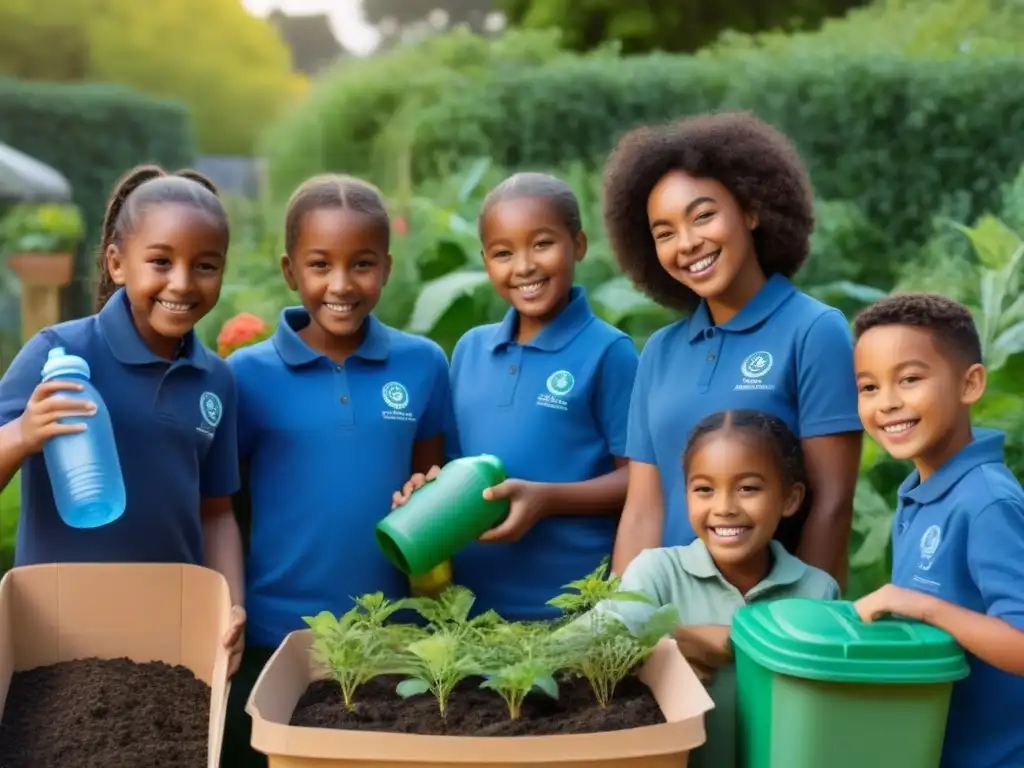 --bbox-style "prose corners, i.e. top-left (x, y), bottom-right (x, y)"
top-left (404, 53), bottom-right (1024, 288)
top-left (258, 27), bottom-right (607, 203)
top-left (0, 78), bottom-right (197, 317)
